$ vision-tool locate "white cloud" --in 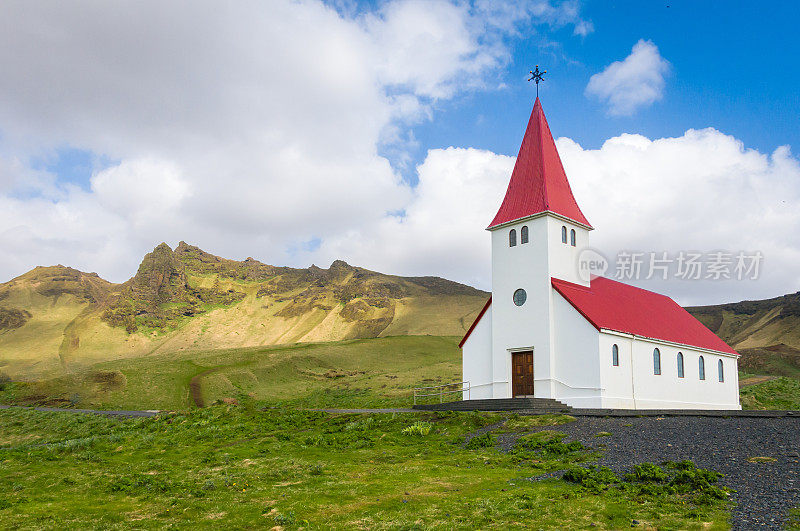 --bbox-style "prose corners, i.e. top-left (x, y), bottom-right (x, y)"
top-left (312, 128), bottom-right (800, 306)
top-left (311, 147), bottom-right (515, 287)
top-left (6, 1), bottom-right (791, 308)
top-left (586, 39), bottom-right (670, 116)
top-left (474, 0), bottom-right (593, 35)
top-left (557, 130), bottom-right (800, 304)
top-left (0, 0), bottom-right (592, 284)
